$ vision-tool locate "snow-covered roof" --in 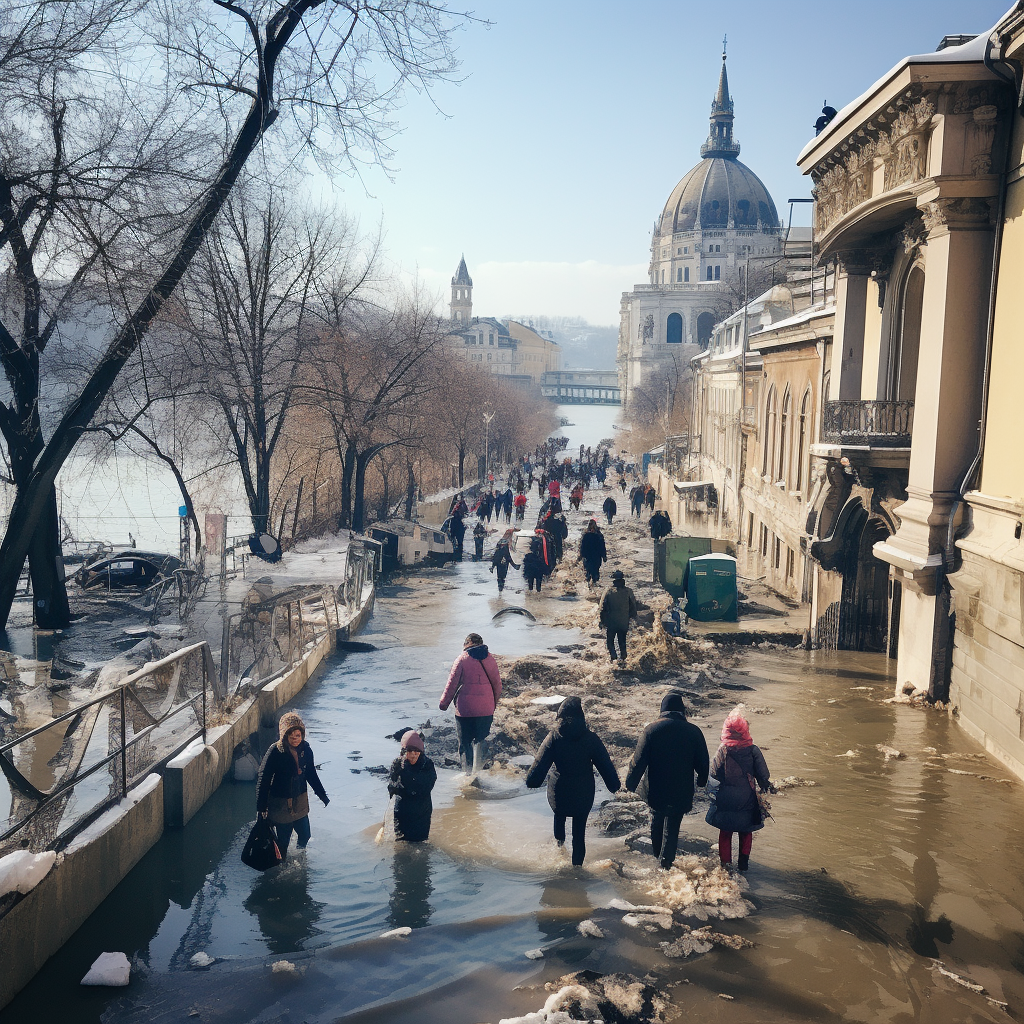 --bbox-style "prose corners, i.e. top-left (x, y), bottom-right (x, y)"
top-left (797, 27), bottom-right (995, 165)
top-left (750, 303), bottom-right (835, 337)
